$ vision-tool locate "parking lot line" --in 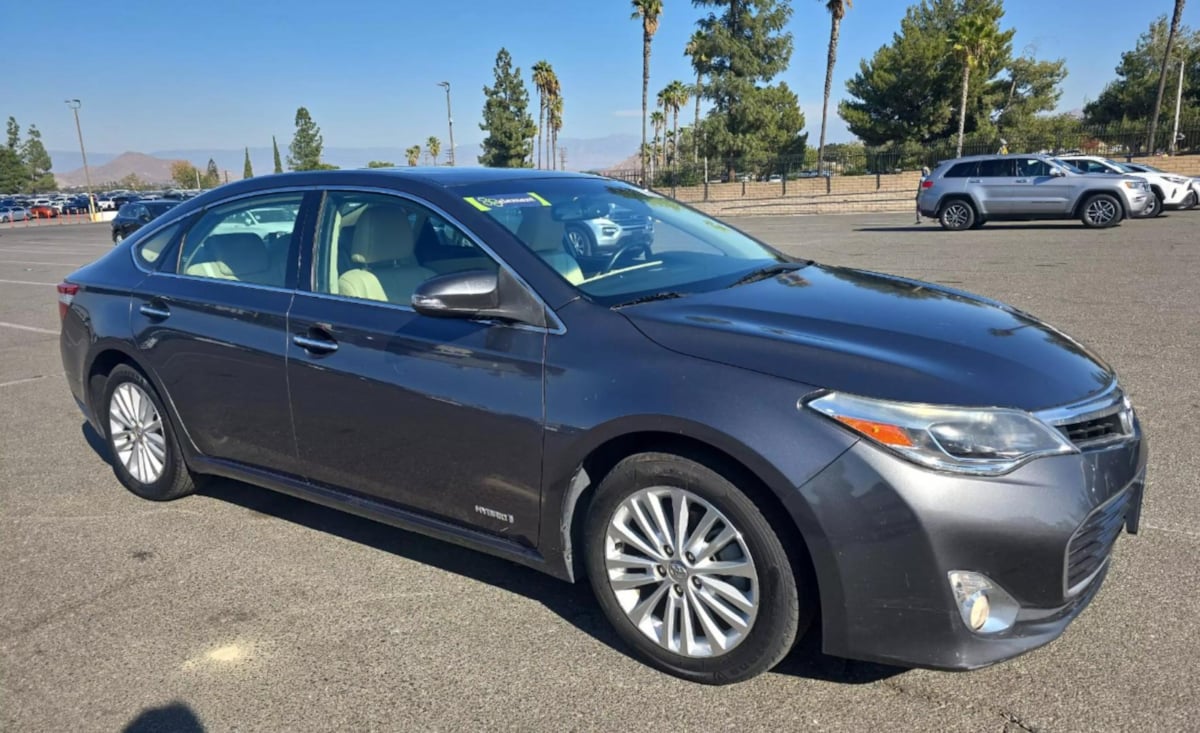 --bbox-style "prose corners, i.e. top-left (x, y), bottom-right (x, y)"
top-left (0, 278), bottom-right (57, 287)
top-left (0, 260), bottom-right (86, 267)
top-left (0, 374), bottom-right (58, 388)
top-left (0, 321), bottom-right (58, 335)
